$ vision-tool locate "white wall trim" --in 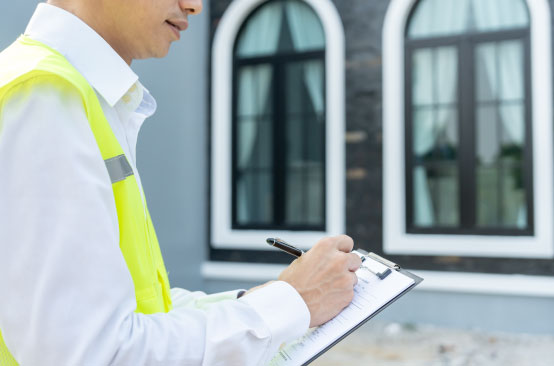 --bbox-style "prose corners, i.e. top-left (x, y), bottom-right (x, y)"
top-left (210, 0), bottom-right (345, 250)
top-left (382, 0), bottom-right (554, 258)
top-left (202, 261), bottom-right (554, 298)
top-left (414, 270), bottom-right (554, 297)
